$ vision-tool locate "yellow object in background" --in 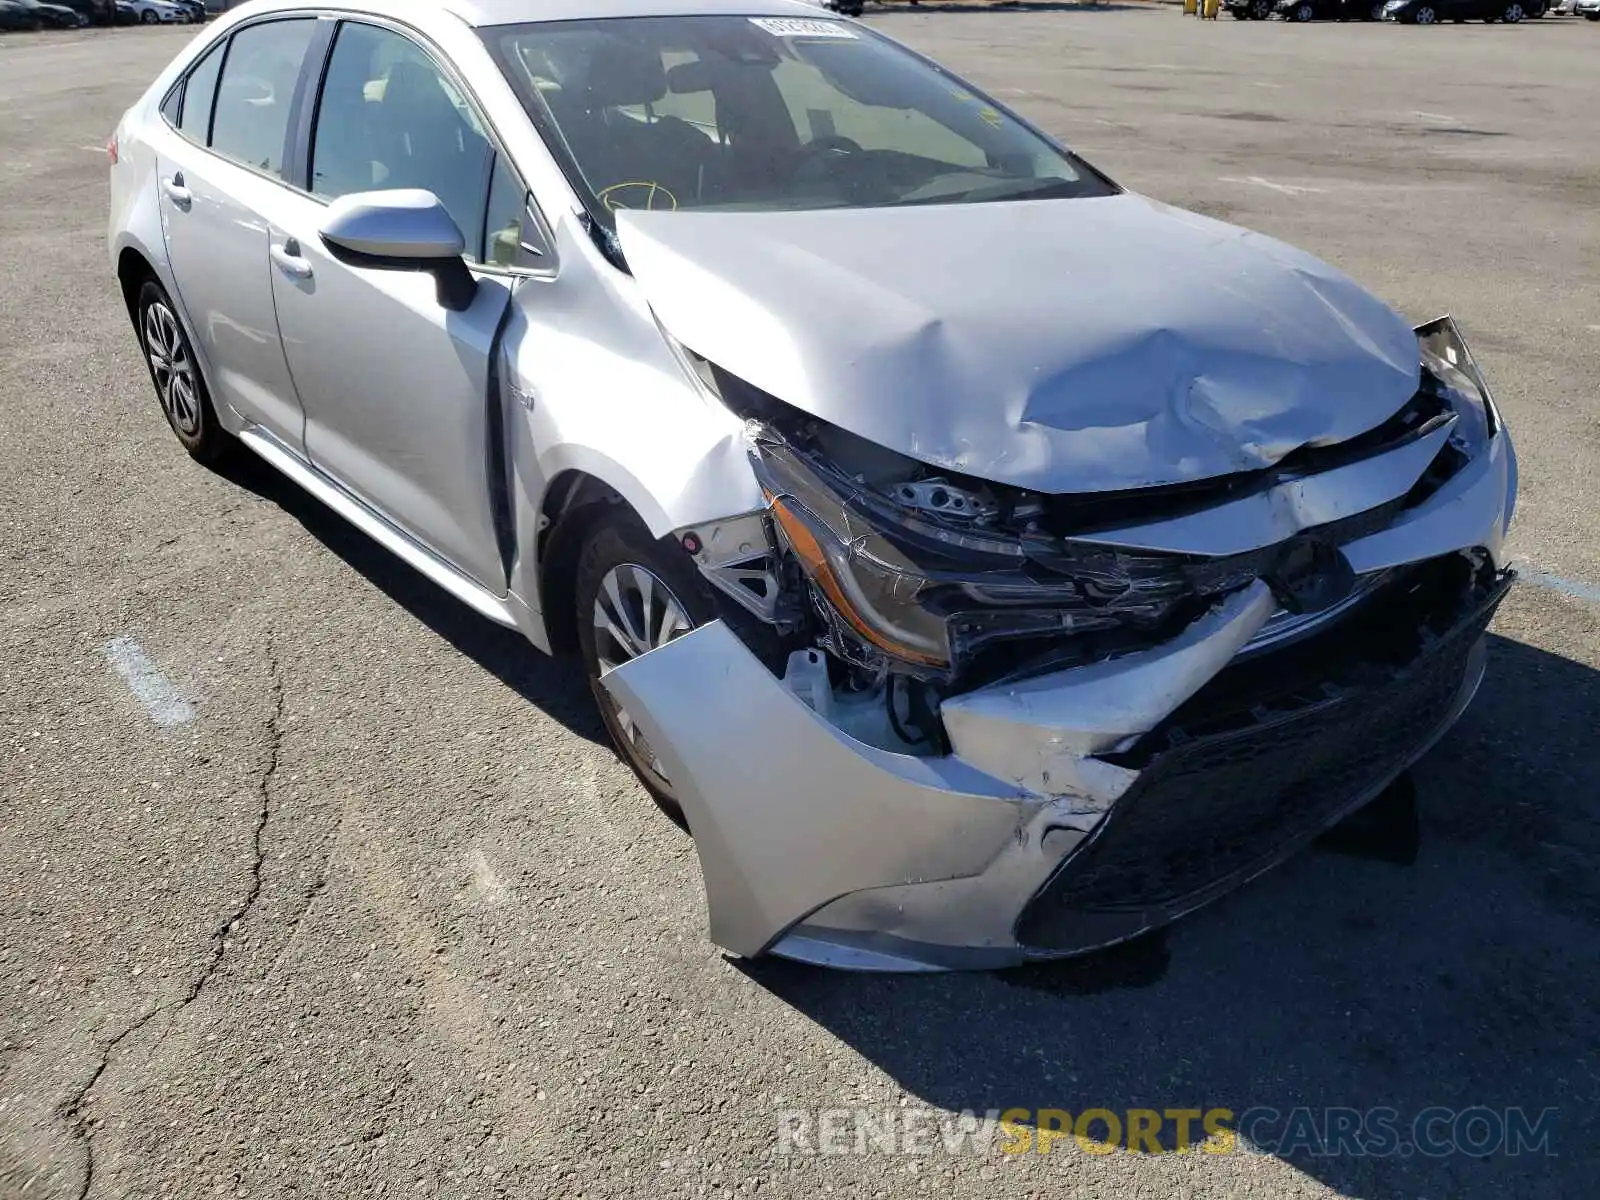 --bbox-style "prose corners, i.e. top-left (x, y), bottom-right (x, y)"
top-left (1183, 0), bottom-right (1198, 12)
top-left (1203, 0), bottom-right (1221, 15)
